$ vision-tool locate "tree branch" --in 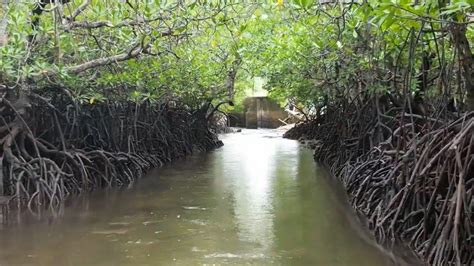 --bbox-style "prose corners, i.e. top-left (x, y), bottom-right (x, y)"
top-left (66, 16), bottom-right (167, 30)
top-left (68, 0), bottom-right (91, 21)
top-left (65, 43), bottom-right (144, 74)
